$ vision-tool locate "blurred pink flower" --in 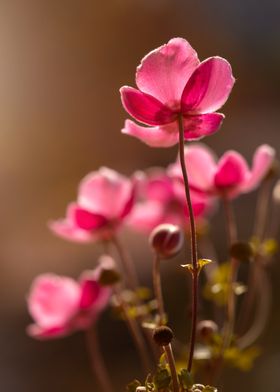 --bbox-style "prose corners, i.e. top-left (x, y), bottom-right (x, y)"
top-left (120, 37), bottom-right (235, 147)
top-left (49, 167), bottom-right (135, 243)
top-left (127, 170), bottom-right (212, 232)
top-left (169, 144), bottom-right (275, 199)
top-left (27, 259), bottom-right (112, 339)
